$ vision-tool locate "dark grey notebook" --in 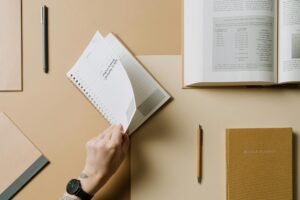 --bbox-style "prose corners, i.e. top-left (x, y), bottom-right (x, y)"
top-left (0, 113), bottom-right (49, 200)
